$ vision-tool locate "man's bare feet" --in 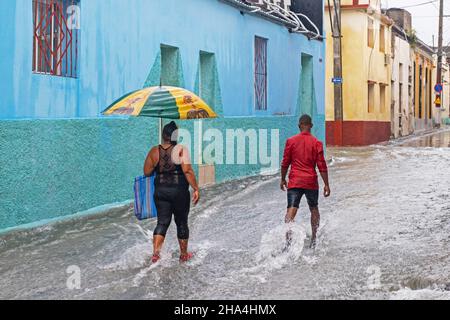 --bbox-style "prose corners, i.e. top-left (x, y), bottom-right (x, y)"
top-left (310, 238), bottom-right (317, 249)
